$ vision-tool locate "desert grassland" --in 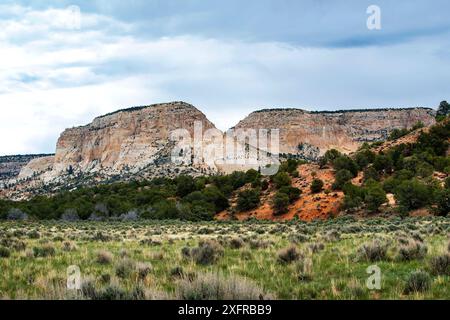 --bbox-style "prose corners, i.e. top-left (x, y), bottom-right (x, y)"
top-left (0, 216), bottom-right (449, 300)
